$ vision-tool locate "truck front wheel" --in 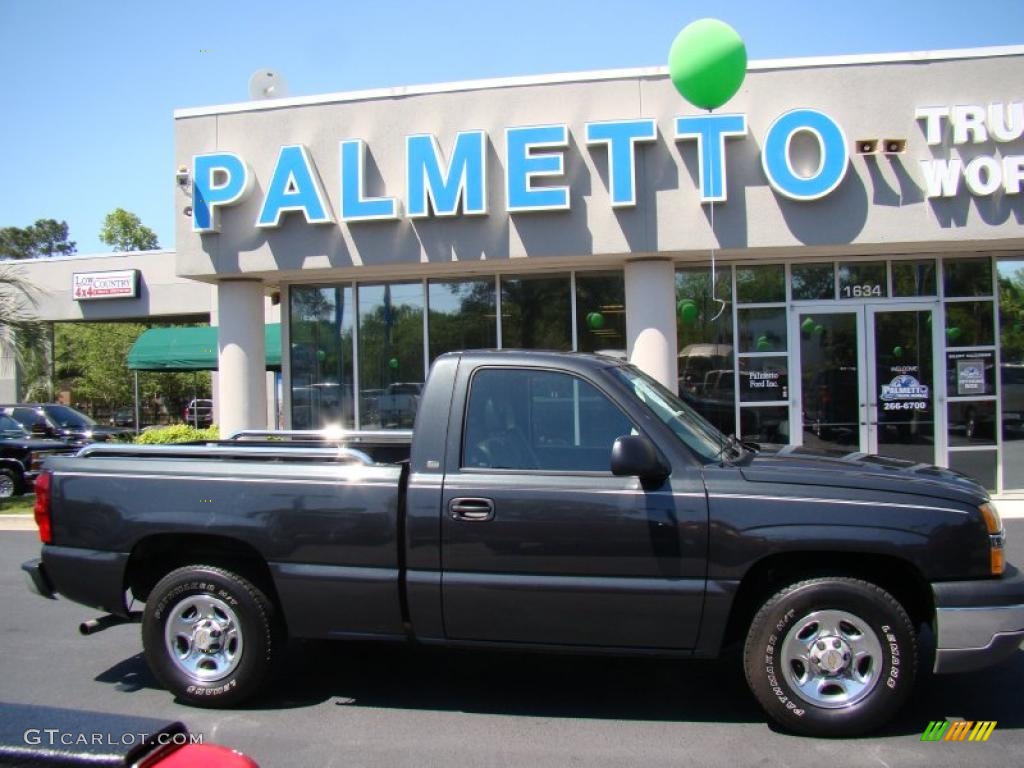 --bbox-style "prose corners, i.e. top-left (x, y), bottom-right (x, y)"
top-left (142, 565), bottom-right (281, 707)
top-left (742, 577), bottom-right (917, 737)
